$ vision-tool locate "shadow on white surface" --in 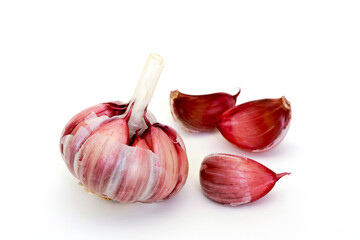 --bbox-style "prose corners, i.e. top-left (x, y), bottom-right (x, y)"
top-left (56, 181), bottom-right (187, 223)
